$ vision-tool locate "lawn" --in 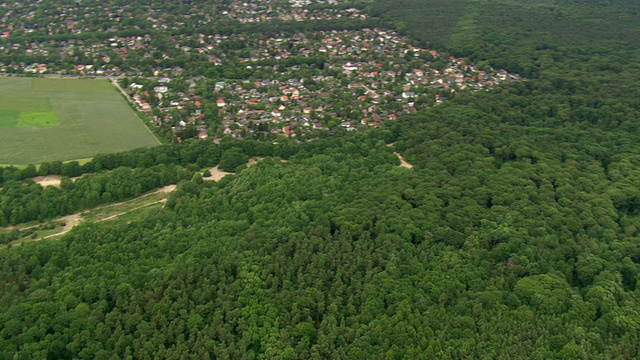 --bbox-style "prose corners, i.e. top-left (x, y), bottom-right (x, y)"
top-left (0, 77), bottom-right (160, 165)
